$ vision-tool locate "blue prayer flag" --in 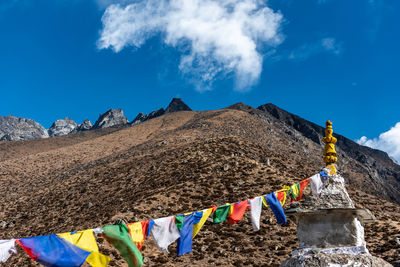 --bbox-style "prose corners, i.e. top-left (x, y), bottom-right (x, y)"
top-left (177, 214), bottom-right (194, 256)
top-left (319, 170), bottom-right (329, 178)
top-left (146, 220), bottom-right (154, 237)
top-left (193, 211), bottom-right (203, 224)
top-left (265, 193), bottom-right (287, 224)
top-left (17, 234), bottom-right (90, 267)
